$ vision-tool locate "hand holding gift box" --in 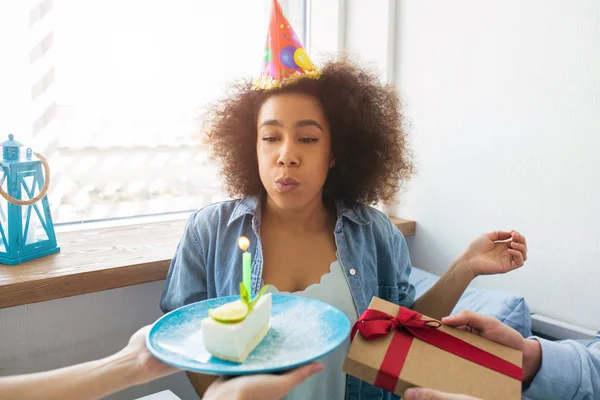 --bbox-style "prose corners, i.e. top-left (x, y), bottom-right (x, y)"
top-left (343, 297), bottom-right (522, 400)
